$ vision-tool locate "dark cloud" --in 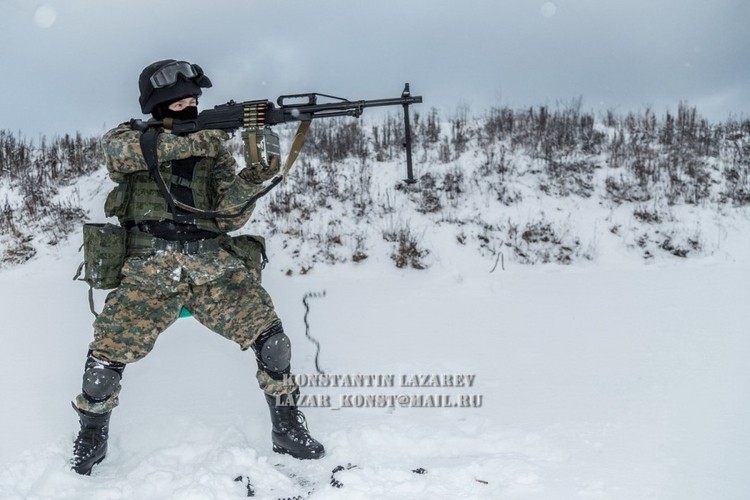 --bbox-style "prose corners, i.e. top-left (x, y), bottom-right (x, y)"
top-left (1, 0), bottom-right (748, 137)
